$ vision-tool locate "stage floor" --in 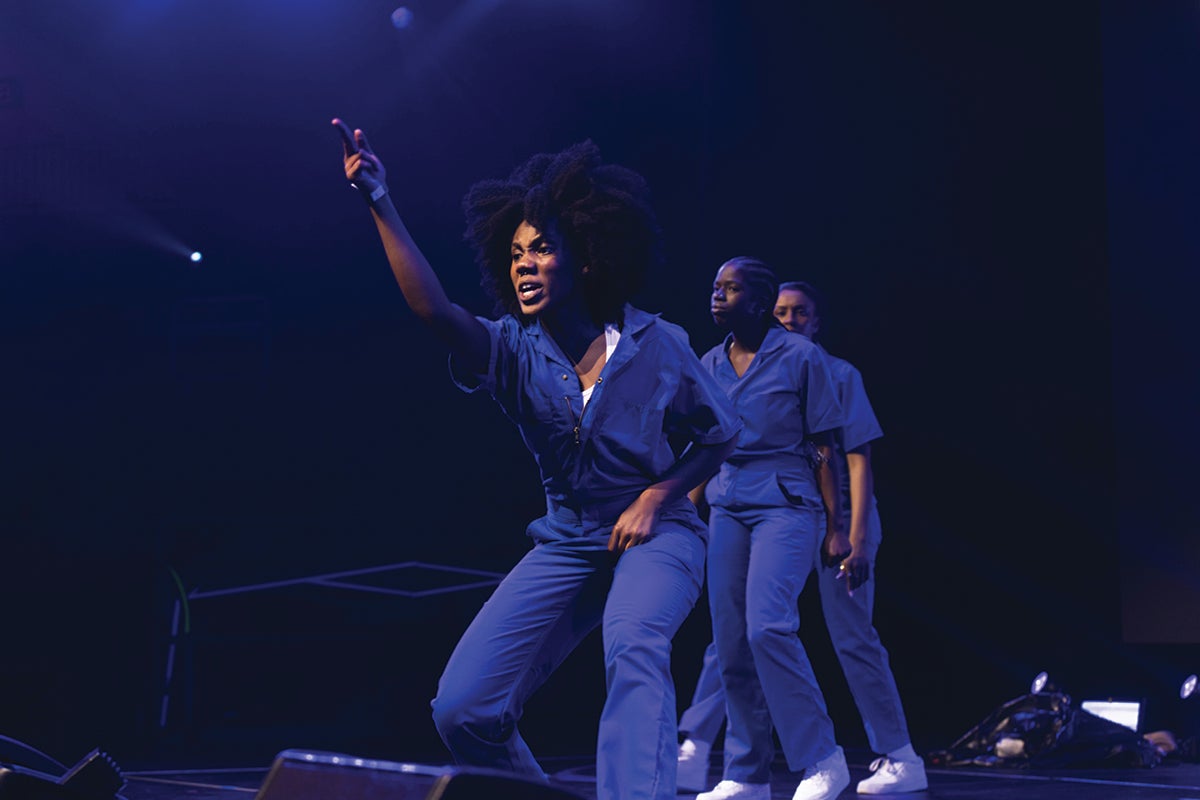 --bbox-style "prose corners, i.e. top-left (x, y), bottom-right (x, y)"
top-left (116, 751), bottom-right (1200, 799)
